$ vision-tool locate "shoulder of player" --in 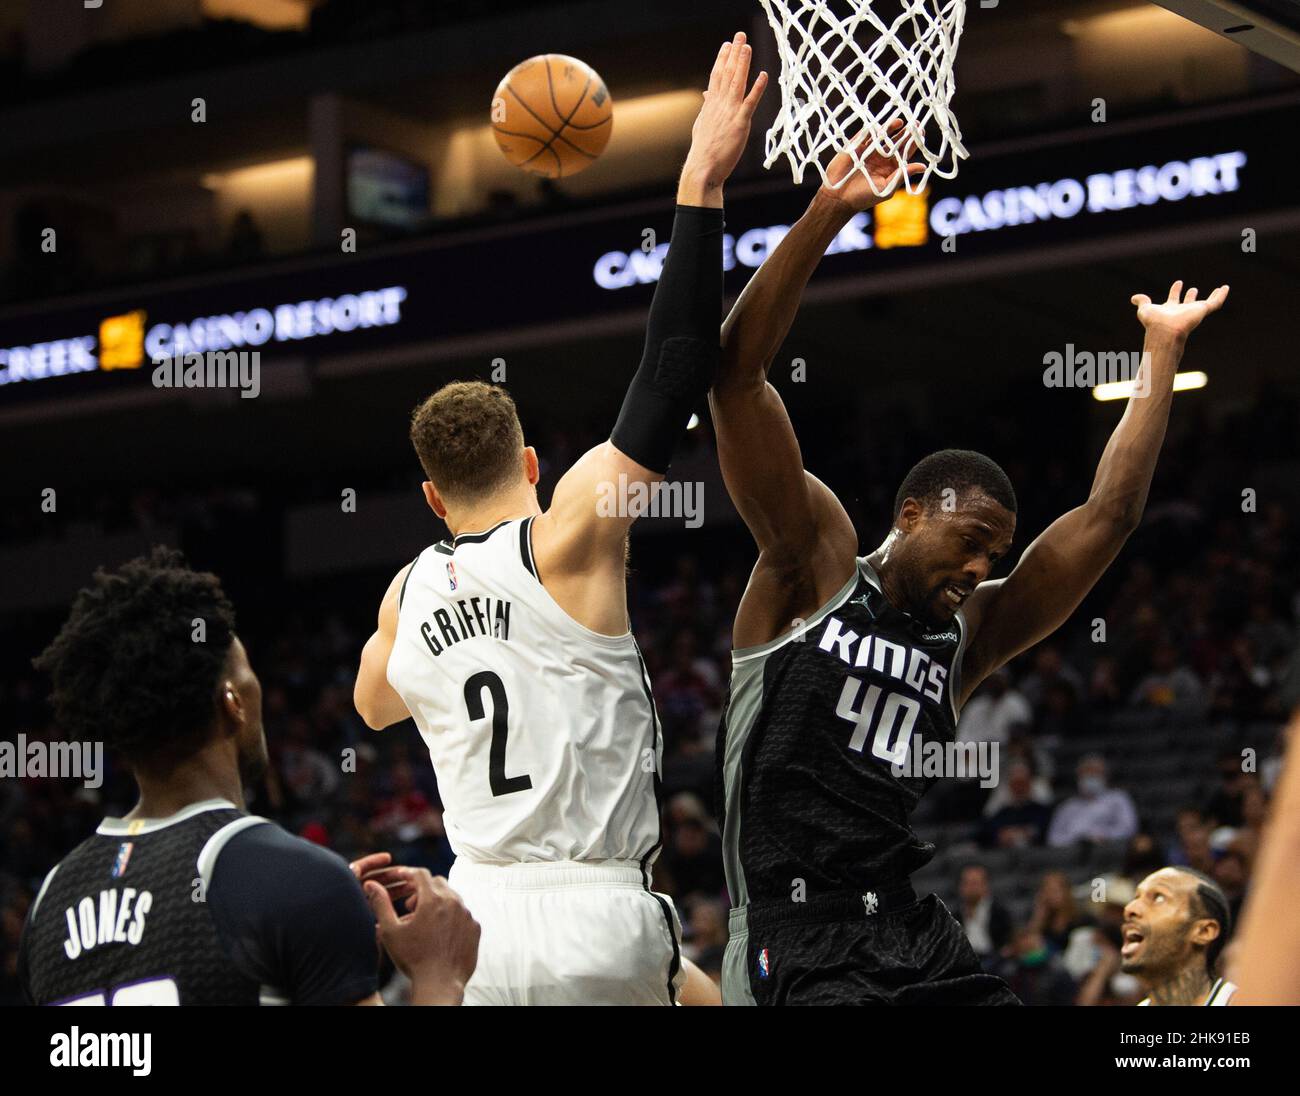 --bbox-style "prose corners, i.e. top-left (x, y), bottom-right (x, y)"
top-left (732, 550), bottom-right (858, 651)
top-left (387, 558), bottom-right (418, 615)
top-left (205, 820), bottom-right (360, 913)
